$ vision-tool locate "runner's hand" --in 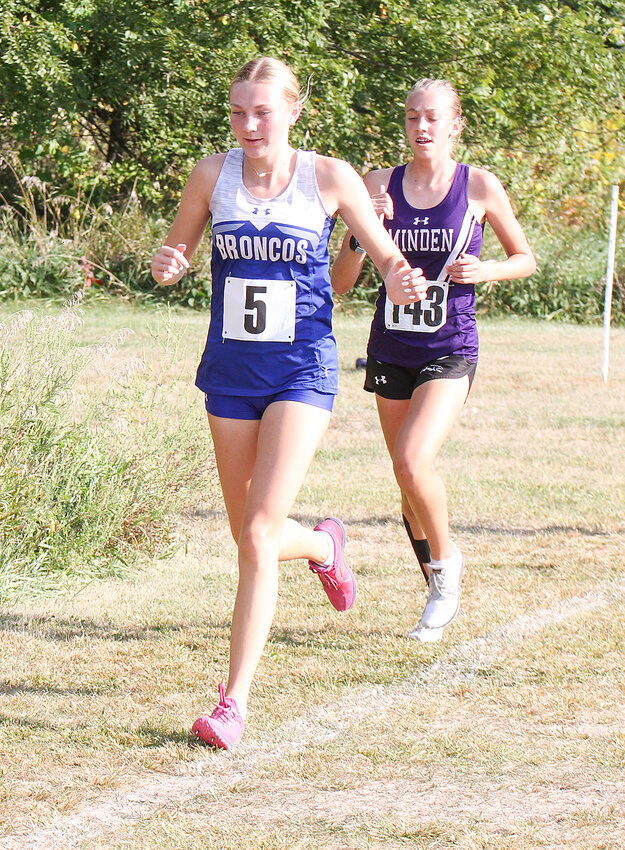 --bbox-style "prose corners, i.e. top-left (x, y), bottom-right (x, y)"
top-left (446, 253), bottom-right (485, 284)
top-left (152, 243), bottom-right (189, 285)
top-left (385, 257), bottom-right (428, 305)
top-left (369, 191), bottom-right (394, 220)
